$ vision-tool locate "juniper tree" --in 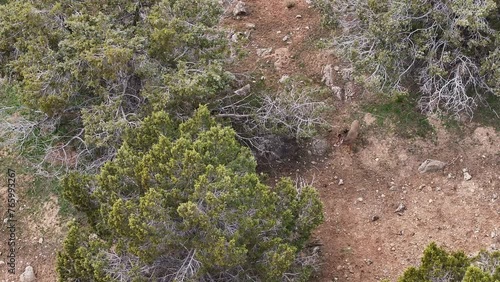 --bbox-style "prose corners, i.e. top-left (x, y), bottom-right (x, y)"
top-left (57, 106), bottom-right (324, 281)
top-left (0, 0), bottom-right (233, 170)
top-left (398, 243), bottom-right (500, 282)
top-left (326, 0), bottom-right (500, 117)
